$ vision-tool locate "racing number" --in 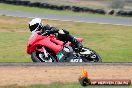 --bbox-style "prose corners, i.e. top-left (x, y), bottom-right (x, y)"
top-left (70, 59), bottom-right (82, 62)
